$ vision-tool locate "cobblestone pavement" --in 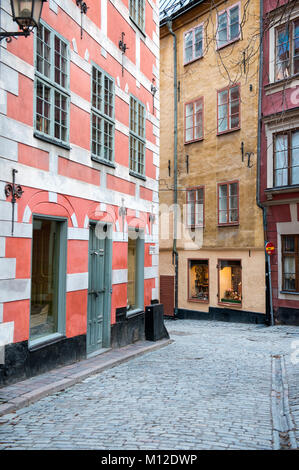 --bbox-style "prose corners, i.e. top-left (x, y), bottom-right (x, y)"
top-left (0, 320), bottom-right (298, 450)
